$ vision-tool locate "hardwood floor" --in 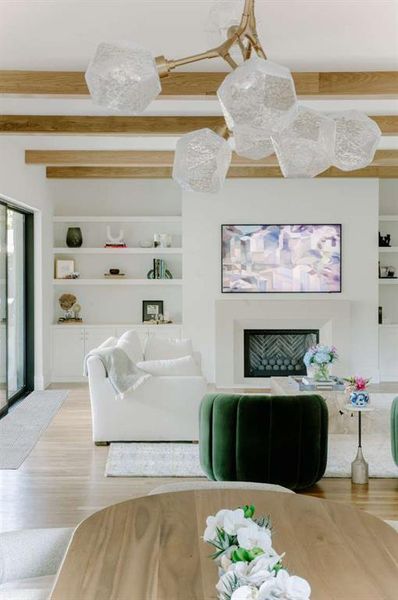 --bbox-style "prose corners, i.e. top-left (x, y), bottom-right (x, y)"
top-left (0, 383), bottom-right (397, 532)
